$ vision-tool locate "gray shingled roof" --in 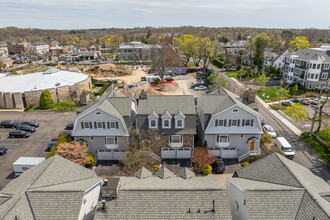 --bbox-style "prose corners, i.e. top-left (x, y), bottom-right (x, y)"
top-left (95, 176), bottom-right (231, 219)
top-left (0, 155), bottom-right (101, 219)
top-left (136, 95), bottom-right (196, 135)
top-left (177, 167), bottom-right (195, 179)
top-left (290, 48), bottom-right (330, 62)
top-left (156, 167), bottom-right (174, 179)
top-left (134, 167), bottom-right (152, 179)
top-left (137, 95), bottom-right (196, 115)
top-left (233, 153), bottom-right (330, 219)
